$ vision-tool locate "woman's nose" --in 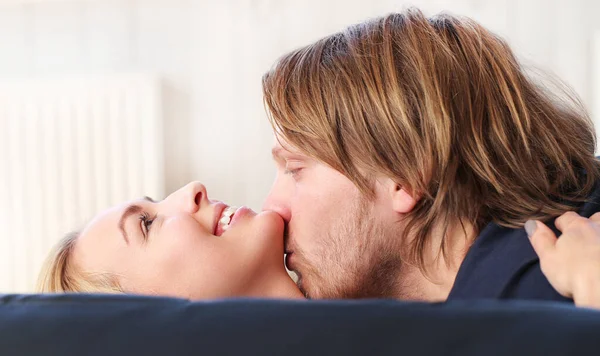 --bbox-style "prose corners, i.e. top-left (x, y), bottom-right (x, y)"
top-left (178, 181), bottom-right (209, 214)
